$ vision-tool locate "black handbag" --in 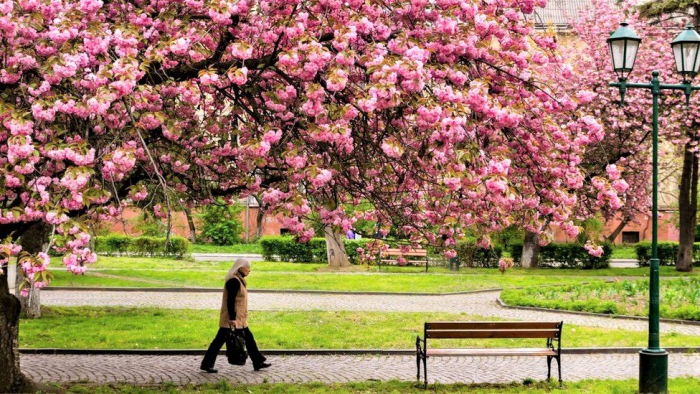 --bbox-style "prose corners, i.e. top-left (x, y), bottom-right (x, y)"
top-left (226, 328), bottom-right (248, 365)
